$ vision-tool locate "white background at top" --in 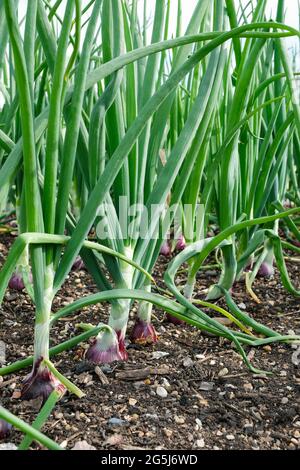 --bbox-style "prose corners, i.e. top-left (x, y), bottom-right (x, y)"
top-left (15, 0), bottom-right (300, 54)
top-left (16, 0), bottom-right (300, 35)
